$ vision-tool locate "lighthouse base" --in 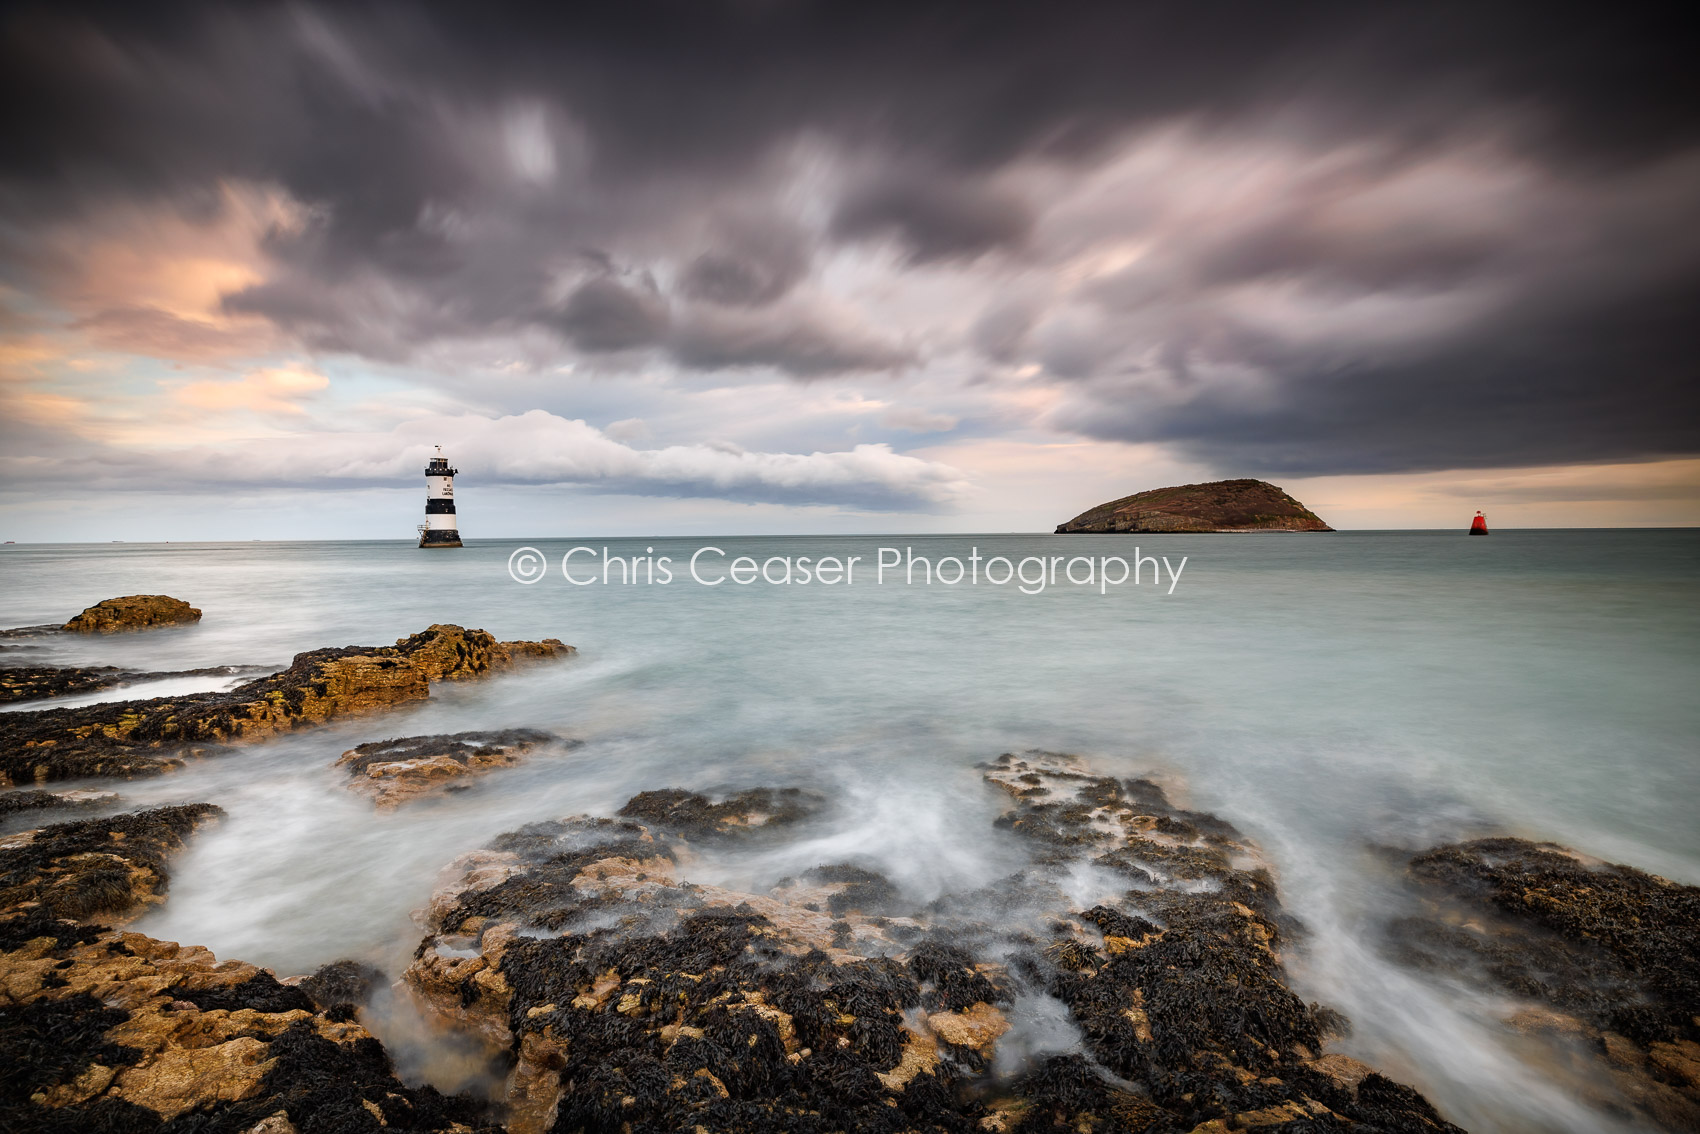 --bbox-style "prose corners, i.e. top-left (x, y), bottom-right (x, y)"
top-left (419, 529), bottom-right (463, 548)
